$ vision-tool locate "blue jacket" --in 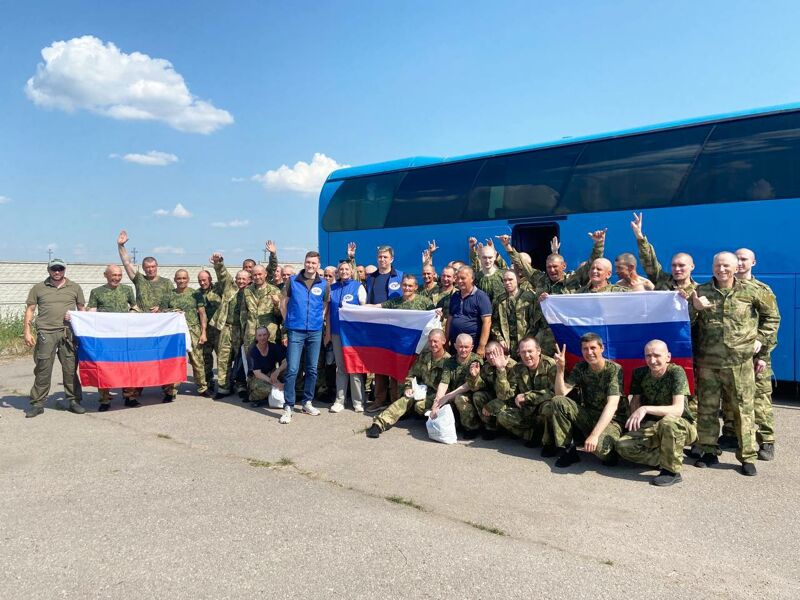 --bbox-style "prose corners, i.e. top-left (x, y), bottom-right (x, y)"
top-left (329, 279), bottom-right (363, 336)
top-left (365, 268), bottom-right (403, 303)
top-left (284, 271), bottom-right (327, 331)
